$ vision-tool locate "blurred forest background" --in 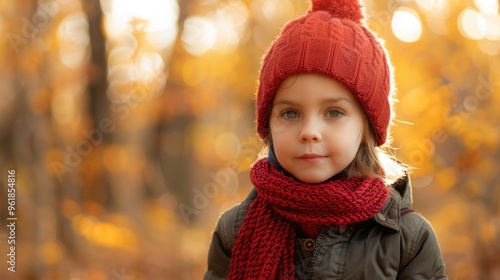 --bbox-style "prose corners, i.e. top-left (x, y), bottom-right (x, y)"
top-left (0, 0), bottom-right (499, 279)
